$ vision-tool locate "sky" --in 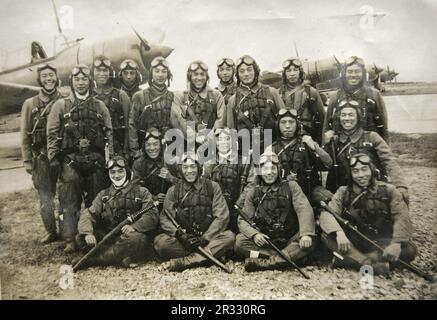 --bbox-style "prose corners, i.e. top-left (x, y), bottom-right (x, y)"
top-left (0, 0), bottom-right (436, 89)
